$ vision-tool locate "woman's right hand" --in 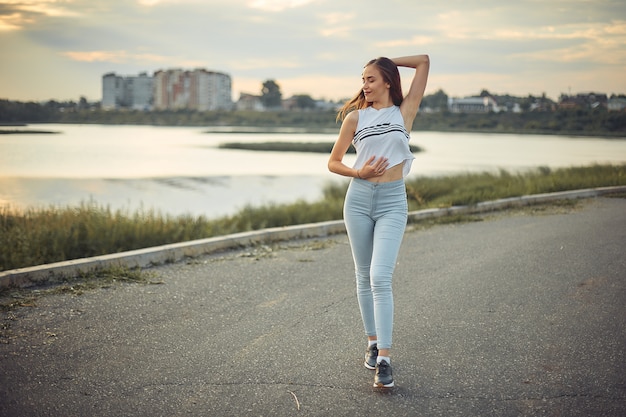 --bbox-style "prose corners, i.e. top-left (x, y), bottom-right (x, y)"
top-left (359, 155), bottom-right (389, 178)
